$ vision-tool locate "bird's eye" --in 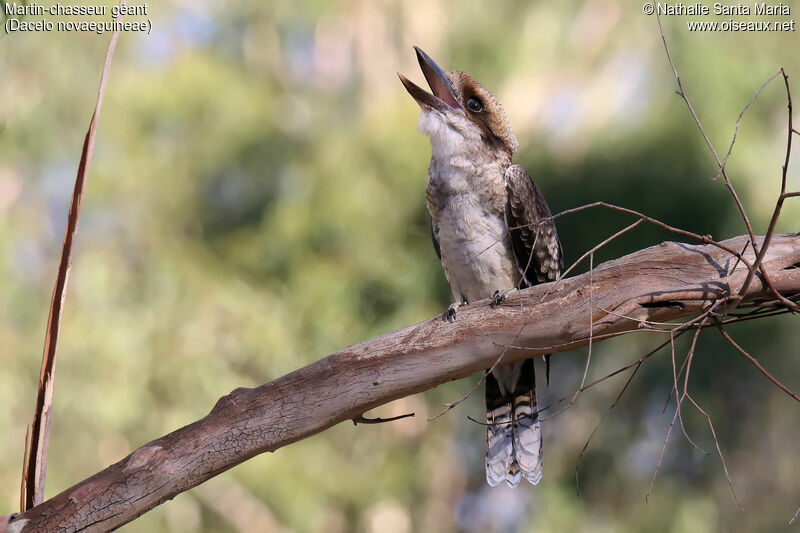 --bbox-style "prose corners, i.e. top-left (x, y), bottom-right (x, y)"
top-left (466, 98), bottom-right (483, 112)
